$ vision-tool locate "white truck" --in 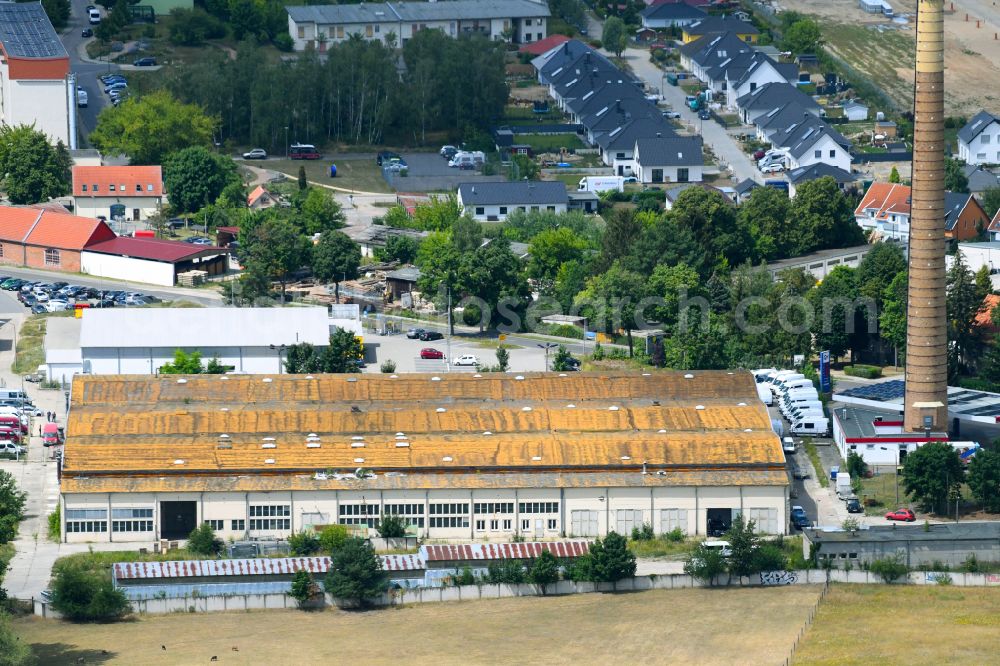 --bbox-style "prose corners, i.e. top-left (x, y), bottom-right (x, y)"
top-left (577, 176), bottom-right (625, 193)
top-left (836, 472), bottom-right (854, 499)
